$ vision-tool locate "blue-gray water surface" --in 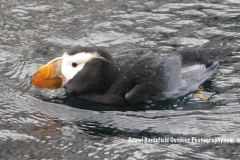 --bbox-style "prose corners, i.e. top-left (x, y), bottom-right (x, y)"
top-left (1, 0), bottom-right (240, 159)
